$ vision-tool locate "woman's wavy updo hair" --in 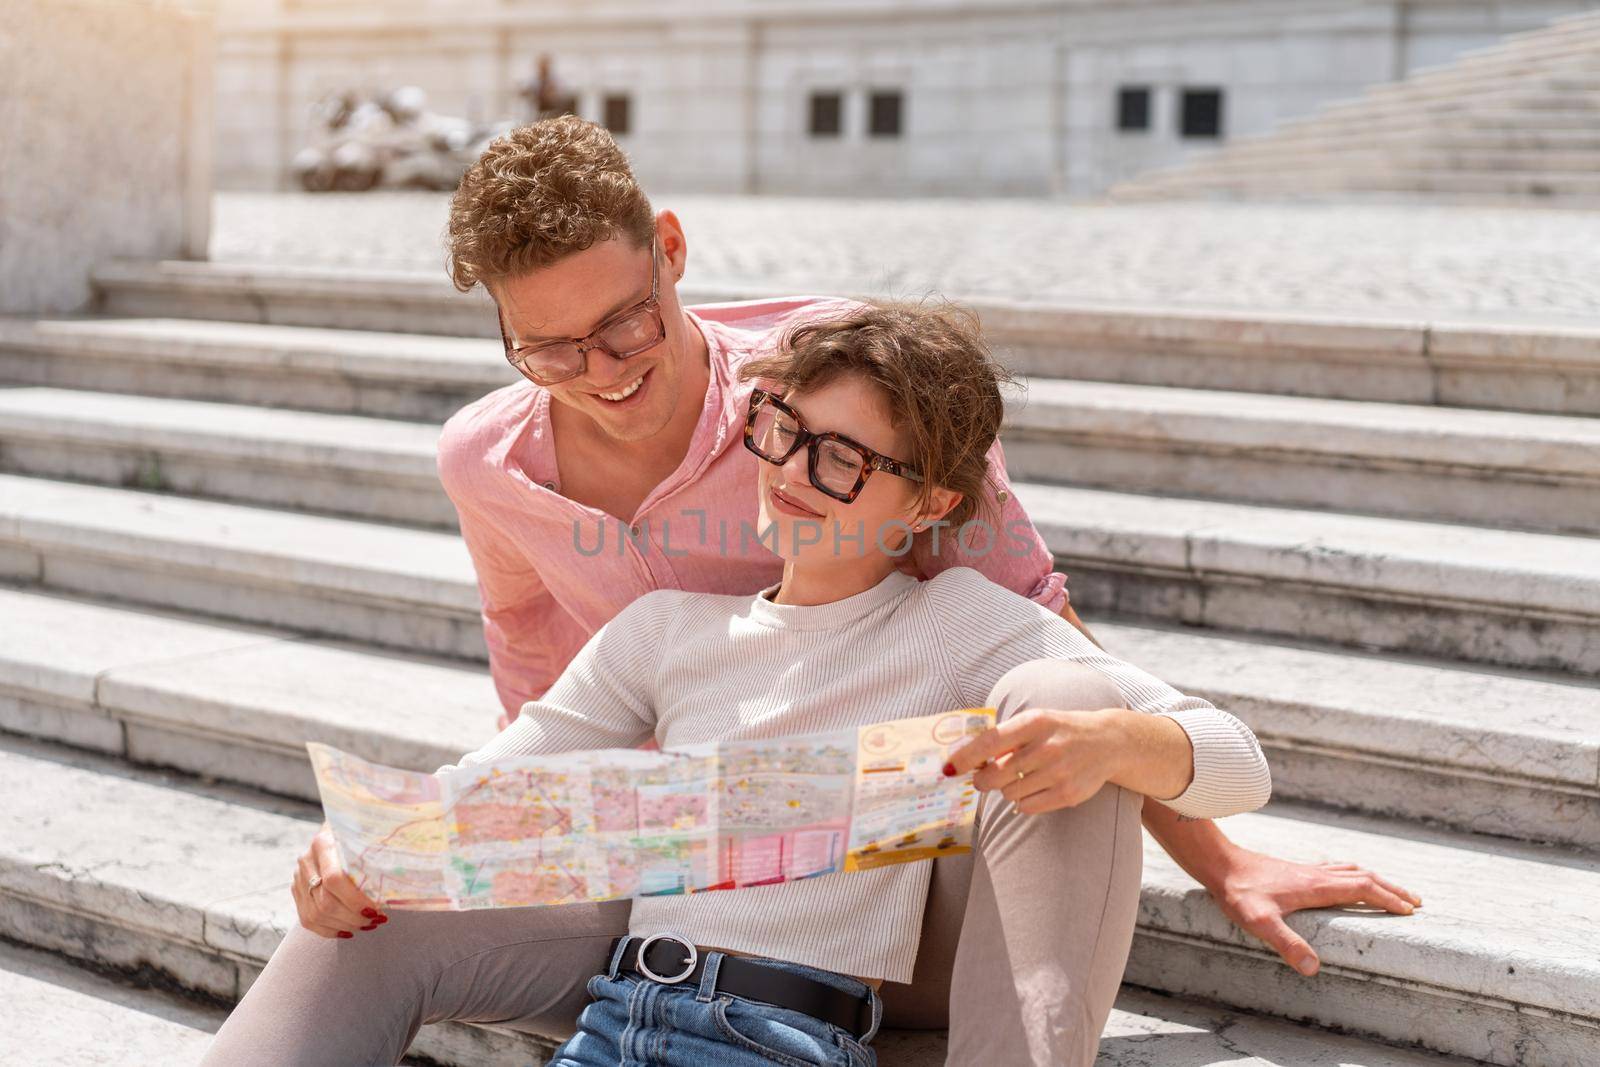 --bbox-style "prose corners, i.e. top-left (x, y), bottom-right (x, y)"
top-left (446, 115), bottom-right (656, 292)
top-left (738, 302), bottom-right (1011, 534)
